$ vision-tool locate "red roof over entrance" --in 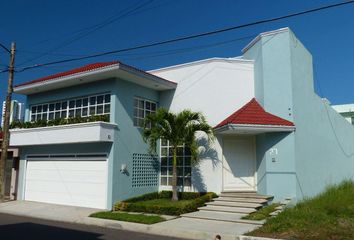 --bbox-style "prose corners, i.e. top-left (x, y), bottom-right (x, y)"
top-left (215, 98), bottom-right (294, 128)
